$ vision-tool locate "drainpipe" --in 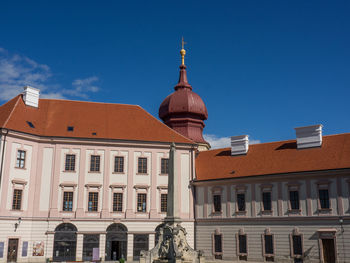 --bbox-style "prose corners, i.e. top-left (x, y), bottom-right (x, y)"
top-left (0, 128), bottom-right (8, 189)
